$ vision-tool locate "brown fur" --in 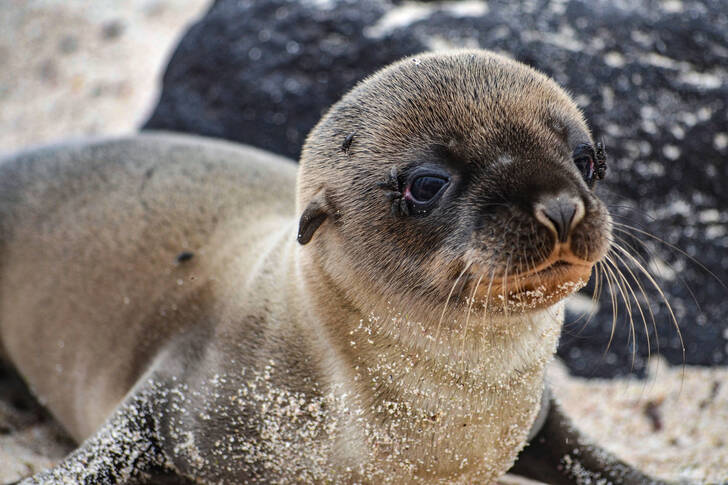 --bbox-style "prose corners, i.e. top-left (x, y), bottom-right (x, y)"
top-left (0, 50), bottom-right (635, 484)
top-left (298, 50), bottom-right (610, 353)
